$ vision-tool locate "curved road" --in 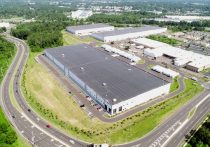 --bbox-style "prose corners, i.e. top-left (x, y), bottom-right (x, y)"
top-left (0, 36), bottom-right (87, 147)
top-left (0, 36), bottom-right (209, 147)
